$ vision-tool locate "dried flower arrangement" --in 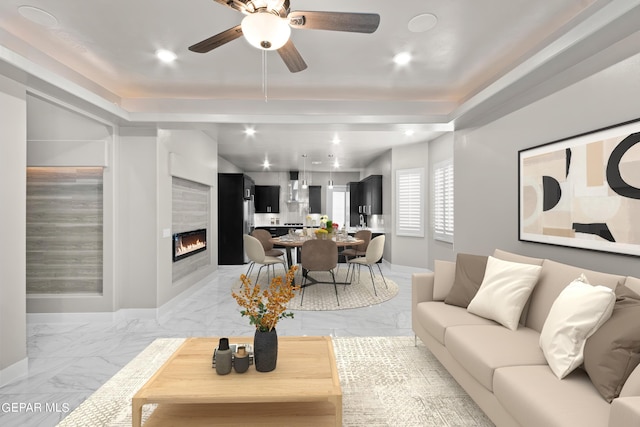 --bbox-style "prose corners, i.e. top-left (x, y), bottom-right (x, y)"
top-left (232, 266), bottom-right (299, 332)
